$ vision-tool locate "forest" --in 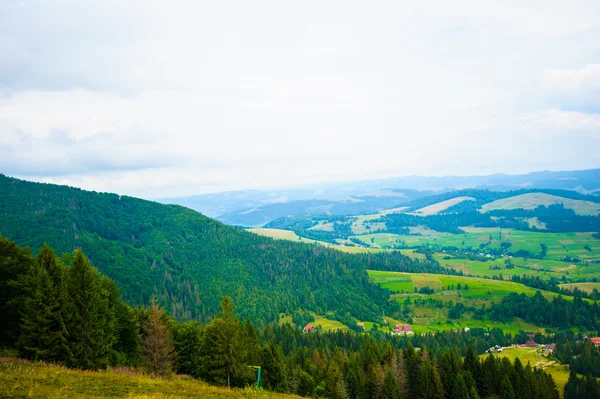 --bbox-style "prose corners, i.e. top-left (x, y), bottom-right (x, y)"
top-left (0, 237), bottom-right (562, 398)
top-left (0, 174), bottom-right (457, 326)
